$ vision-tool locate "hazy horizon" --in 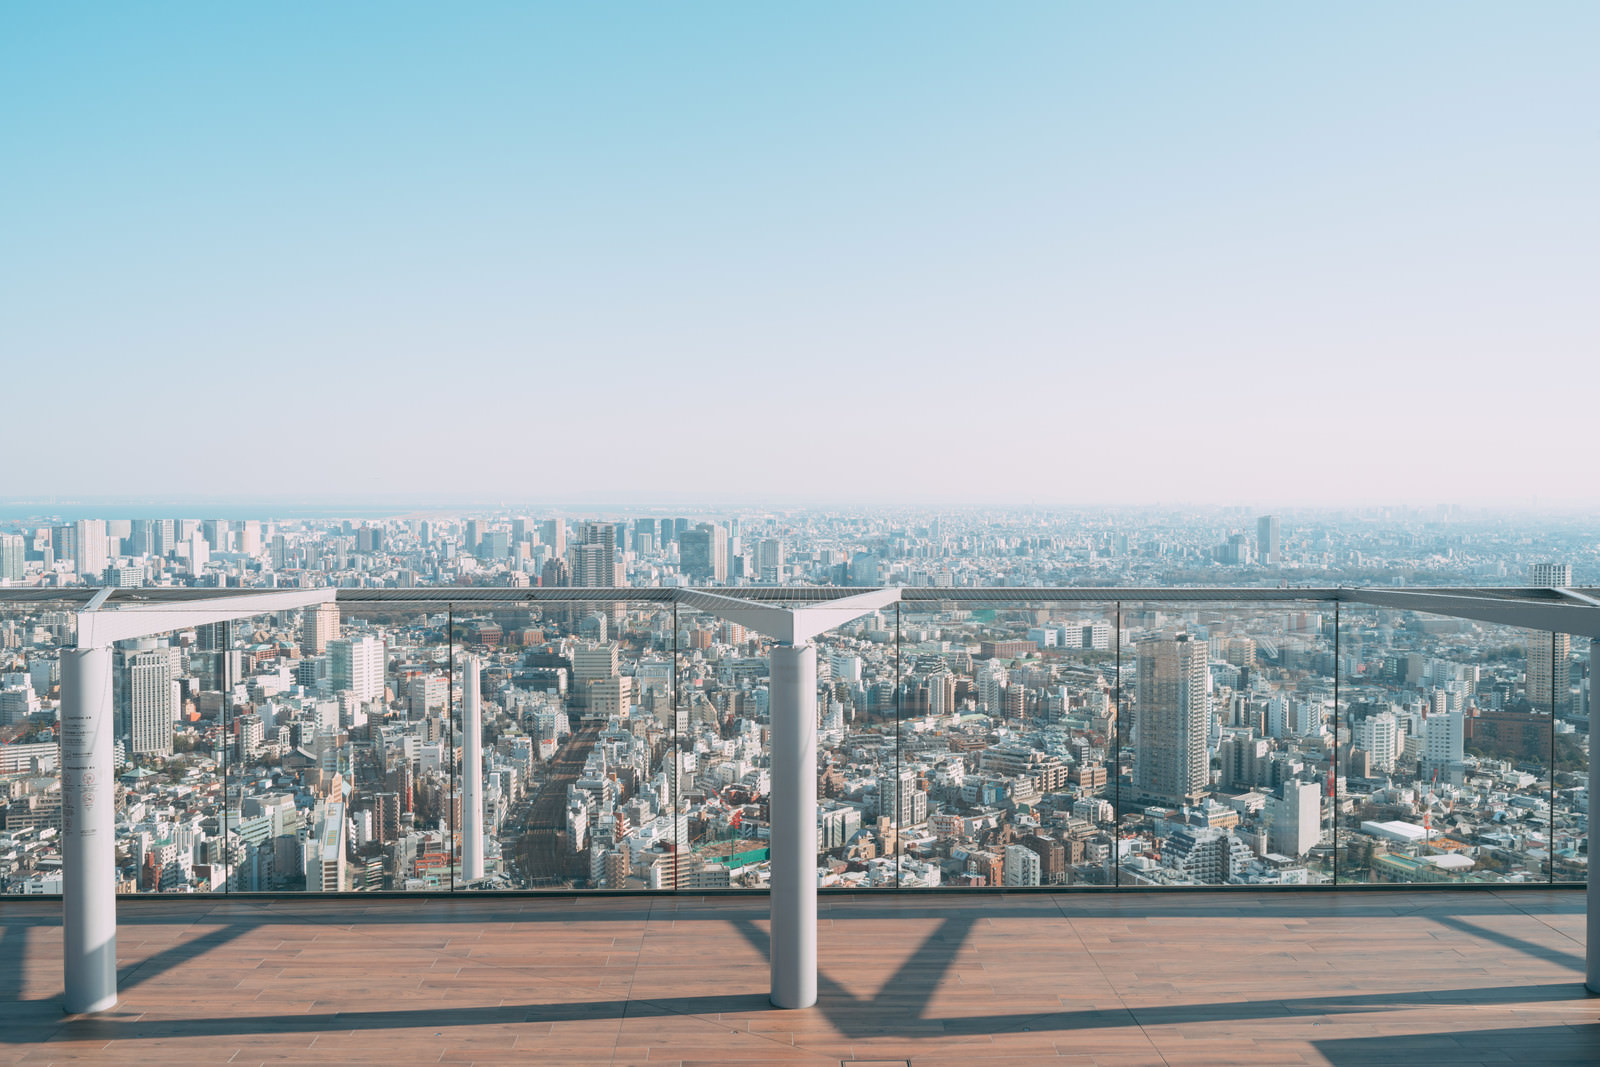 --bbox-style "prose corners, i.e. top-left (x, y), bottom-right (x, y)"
top-left (2, 494), bottom-right (1595, 525)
